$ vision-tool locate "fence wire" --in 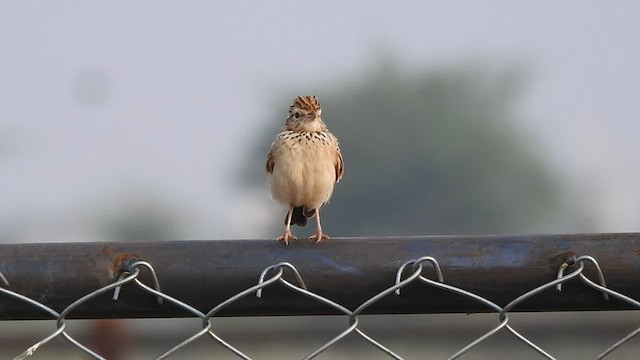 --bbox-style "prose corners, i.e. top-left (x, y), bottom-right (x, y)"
top-left (1, 254), bottom-right (640, 360)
